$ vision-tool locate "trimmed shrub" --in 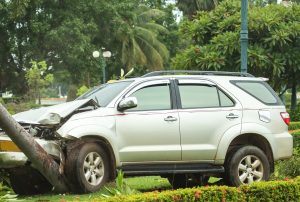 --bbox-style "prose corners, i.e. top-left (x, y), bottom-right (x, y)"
top-left (289, 122), bottom-right (300, 131)
top-left (241, 180), bottom-right (300, 202)
top-left (102, 186), bottom-right (243, 202)
top-left (100, 179), bottom-right (300, 202)
top-left (275, 131), bottom-right (300, 179)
